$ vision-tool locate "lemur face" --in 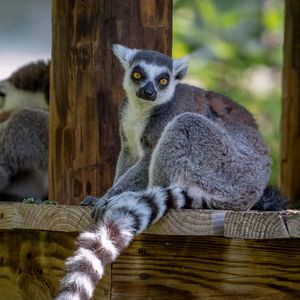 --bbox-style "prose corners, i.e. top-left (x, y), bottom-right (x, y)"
top-left (113, 44), bottom-right (188, 105)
